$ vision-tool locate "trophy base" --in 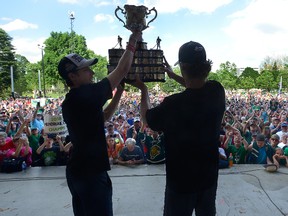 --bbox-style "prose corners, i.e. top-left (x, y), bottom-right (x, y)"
top-left (107, 42), bottom-right (165, 82)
